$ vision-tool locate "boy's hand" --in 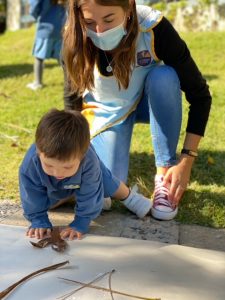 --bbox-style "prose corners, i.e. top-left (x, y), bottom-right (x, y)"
top-left (27, 227), bottom-right (51, 239)
top-left (60, 227), bottom-right (83, 240)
